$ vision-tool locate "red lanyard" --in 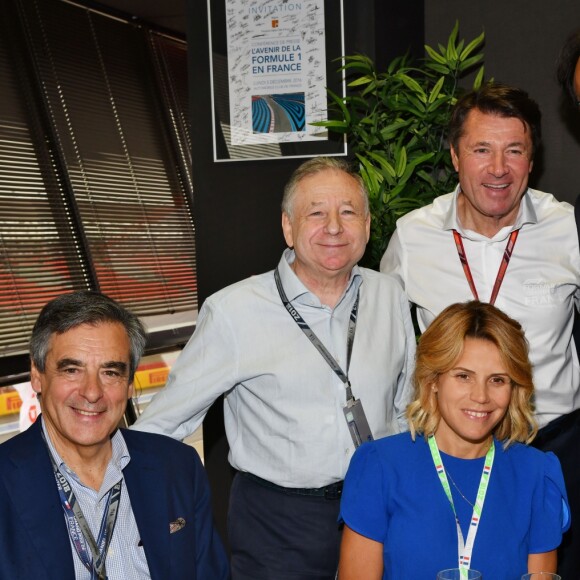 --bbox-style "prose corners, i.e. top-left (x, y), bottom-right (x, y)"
top-left (452, 229), bottom-right (519, 305)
